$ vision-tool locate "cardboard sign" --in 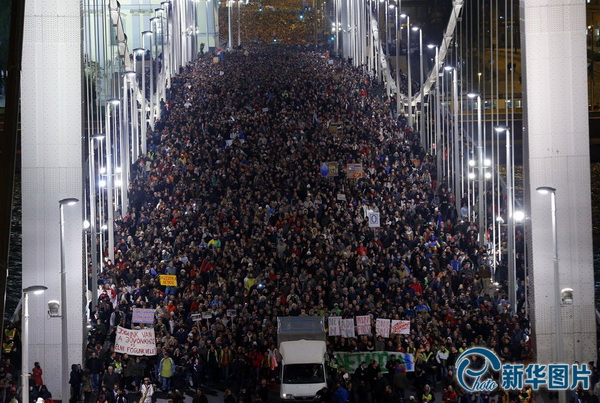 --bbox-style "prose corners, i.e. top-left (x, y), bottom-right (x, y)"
top-left (391, 320), bottom-right (410, 335)
top-left (114, 326), bottom-right (156, 356)
top-left (160, 275), bottom-right (177, 287)
top-left (367, 210), bottom-right (380, 228)
top-left (341, 318), bottom-right (356, 338)
top-left (356, 315), bottom-right (371, 335)
top-left (320, 161), bottom-right (339, 177)
top-left (328, 316), bottom-right (342, 336)
top-left (132, 308), bottom-right (155, 325)
top-left (376, 318), bottom-right (391, 338)
top-left (346, 163), bottom-right (363, 179)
